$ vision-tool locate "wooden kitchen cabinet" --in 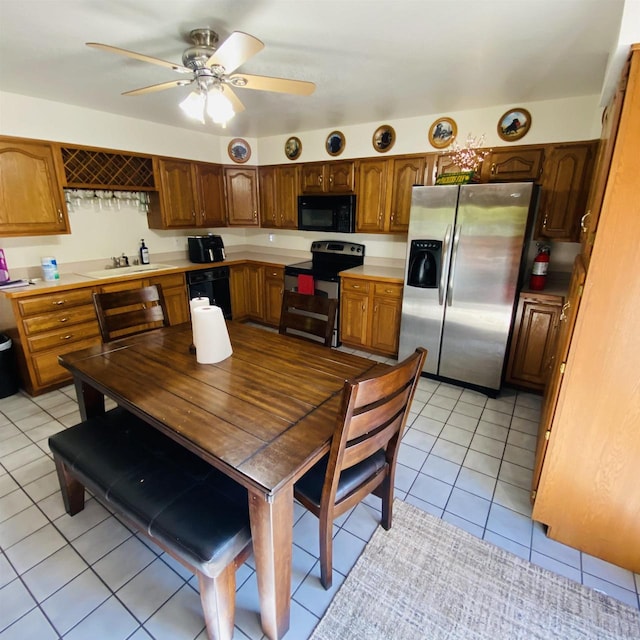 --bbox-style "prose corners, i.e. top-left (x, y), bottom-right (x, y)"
top-left (229, 264), bottom-right (249, 320)
top-left (0, 136), bottom-right (70, 236)
top-left (1, 287), bottom-right (101, 395)
top-left (224, 166), bottom-right (260, 226)
top-left (149, 158), bottom-right (225, 229)
top-left (531, 45), bottom-right (640, 573)
top-left (245, 263), bottom-right (265, 320)
top-left (264, 266), bottom-right (284, 326)
top-left (535, 142), bottom-right (596, 241)
top-left (340, 276), bottom-right (403, 356)
top-left (480, 147), bottom-right (544, 182)
top-left (259, 165), bottom-right (299, 229)
top-left (505, 292), bottom-right (563, 392)
top-left (356, 155), bottom-right (428, 233)
top-left (300, 161), bottom-right (355, 194)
